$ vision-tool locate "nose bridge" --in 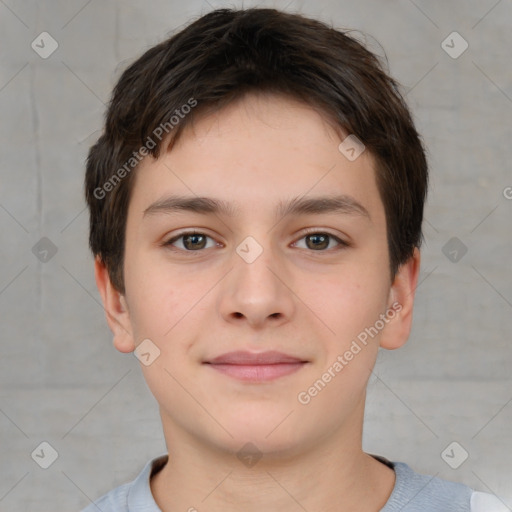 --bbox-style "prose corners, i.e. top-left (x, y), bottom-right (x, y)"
top-left (236, 235), bottom-right (280, 290)
top-left (219, 232), bottom-right (294, 326)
